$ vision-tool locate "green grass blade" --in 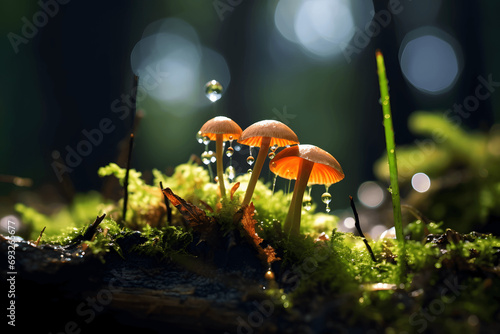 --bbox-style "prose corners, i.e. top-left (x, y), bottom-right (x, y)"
top-left (375, 50), bottom-right (406, 269)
